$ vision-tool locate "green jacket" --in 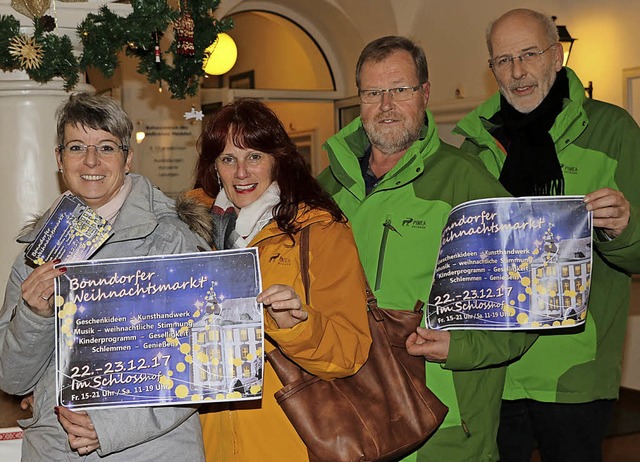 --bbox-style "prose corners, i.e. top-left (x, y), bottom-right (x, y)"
top-left (319, 110), bottom-right (535, 462)
top-left (455, 67), bottom-right (640, 404)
